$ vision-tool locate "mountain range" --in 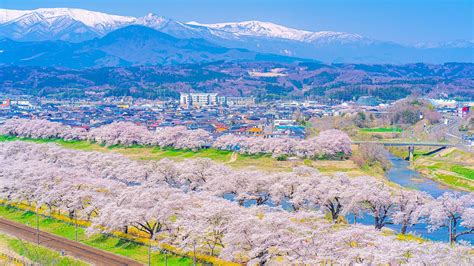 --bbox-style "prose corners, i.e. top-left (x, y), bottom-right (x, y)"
top-left (0, 8), bottom-right (473, 65)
